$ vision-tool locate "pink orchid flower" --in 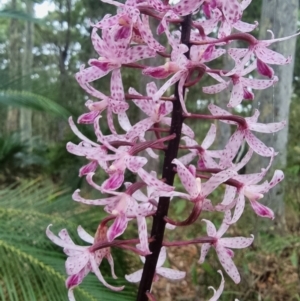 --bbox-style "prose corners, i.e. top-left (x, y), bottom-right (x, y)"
top-left (227, 31), bottom-right (300, 78)
top-left (143, 17), bottom-right (207, 114)
top-left (217, 151), bottom-right (284, 223)
top-left (125, 246), bottom-right (186, 283)
top-left (208, 104), bottom-right (285, 167)
top-left (199, 211), bottom-right (254, 283)
top-left (77, 69), bottom-right (129, 134)
top-left (93, 1), bottom-right (164, 51)
top-left (153, 159), bottom-right (237, 225)
top-left (46, 224), bottom-right (123, 301)
top-left (179, 124), bottom-right (221, 168)
top-left (76, 26), bottom-right (156, 100)
top-left (126, 82), bottom-right (194, 139)
top-left (198, 0), bottom-right (256, 38)
top-left (203, 62), bottom-right (278, 107)
top-left (72, 187), bottom-right (153, 254)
